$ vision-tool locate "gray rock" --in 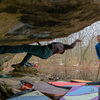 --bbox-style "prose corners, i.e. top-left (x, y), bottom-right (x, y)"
top-left (30, 31), bottom-right (52, 39)
top-left (7, 22), bottom-right (34, 35)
